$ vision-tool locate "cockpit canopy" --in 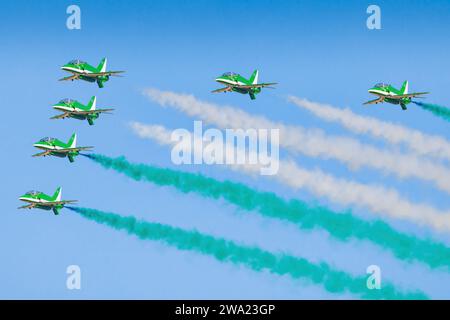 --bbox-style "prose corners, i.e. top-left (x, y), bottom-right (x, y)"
top-left (39, 137), bottom-right (55, 143)
top-left (67, 59), bottom-right (86, 65)
top-left (59, 98), bottom-right (74, 104)
top-left (374, 83), bottom-right (390, 88)
top-left (222, 72), bottom-right (238, 77)
top-left (25, 190), bottom-right (40, 196)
